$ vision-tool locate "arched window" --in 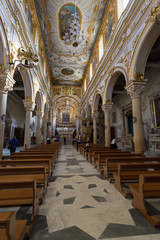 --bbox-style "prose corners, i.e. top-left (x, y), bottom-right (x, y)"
top-left (118, 0), bottom-right (130, 19)
top-left (99, 35), bottom-right (104, 61)
top-left (90, 63), bottom-right (93, 81)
